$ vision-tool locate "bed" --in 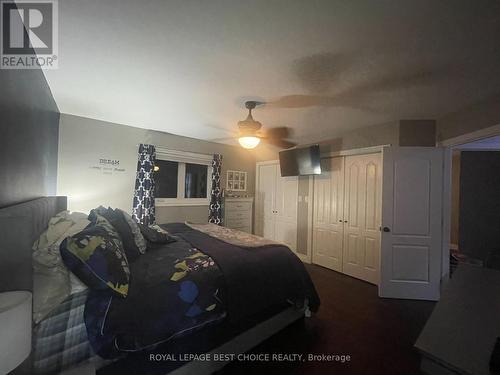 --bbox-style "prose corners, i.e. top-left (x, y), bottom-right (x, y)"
top-left (0, 197), bottom-right (319, 375)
